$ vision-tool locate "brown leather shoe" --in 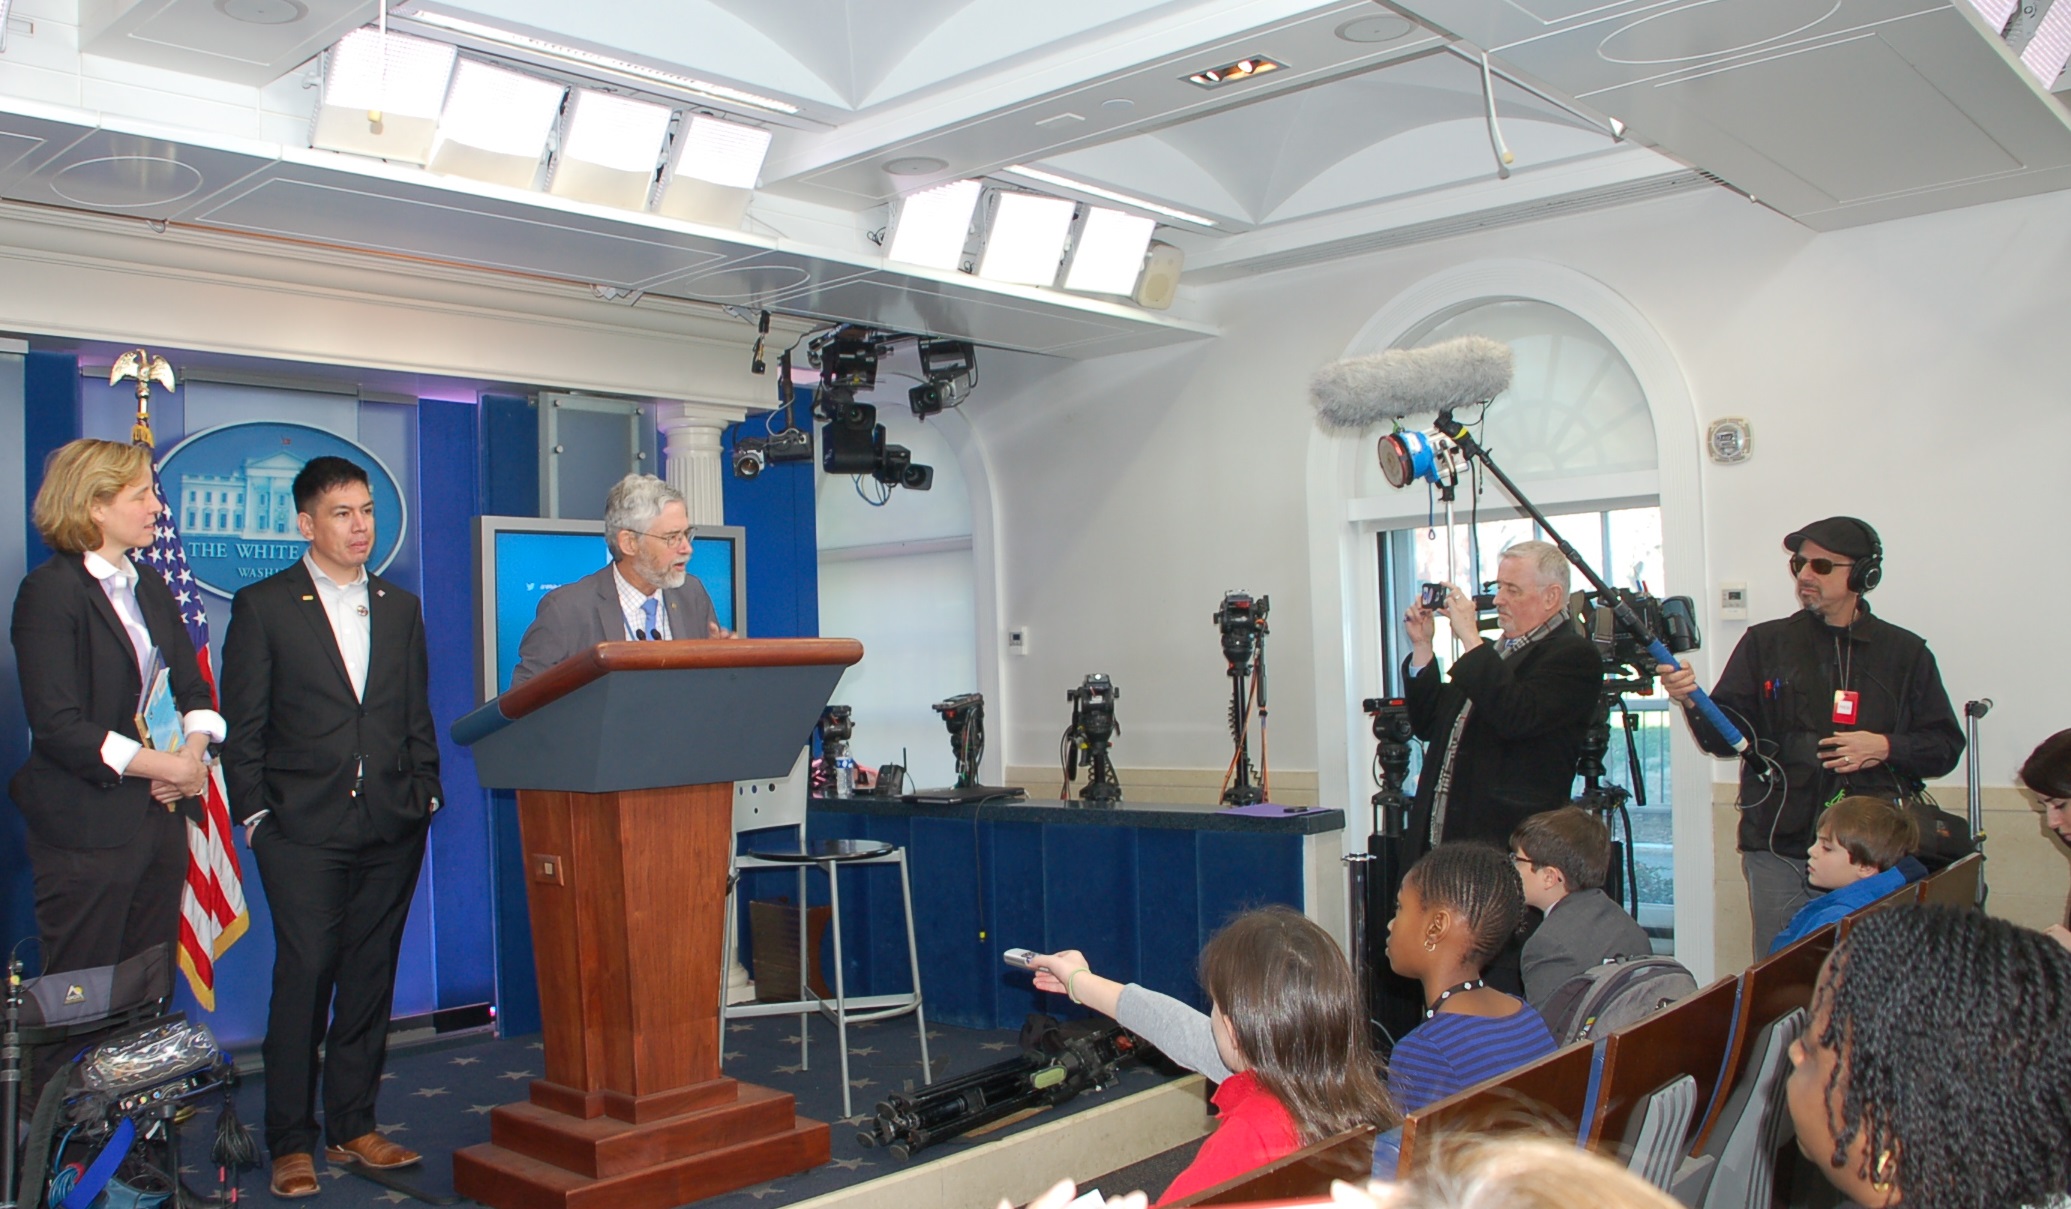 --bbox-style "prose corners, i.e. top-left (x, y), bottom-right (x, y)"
top-left (323, 1132), bottom-right (421, 1171)
top-left (269, 1154), bottom-right (319, 1200)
